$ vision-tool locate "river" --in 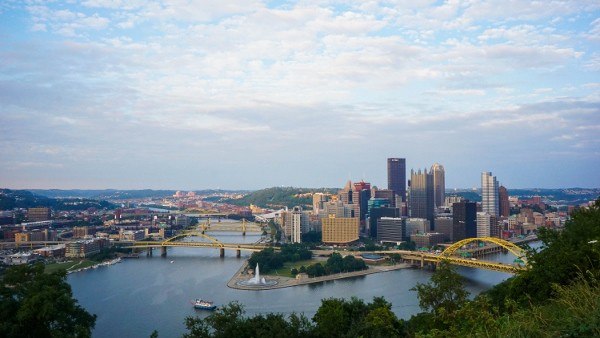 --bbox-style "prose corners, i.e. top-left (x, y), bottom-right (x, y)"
top-left (68, 232), bottom-right (534, 337)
